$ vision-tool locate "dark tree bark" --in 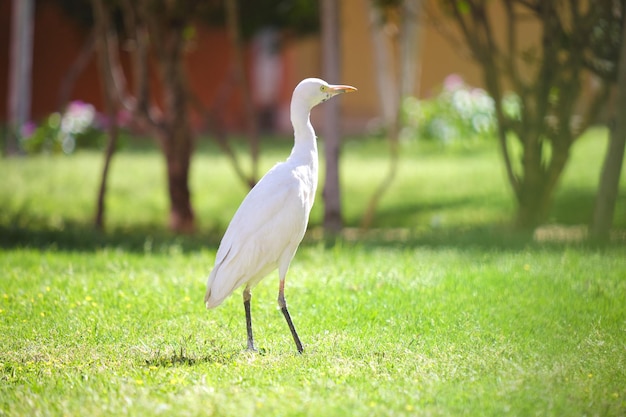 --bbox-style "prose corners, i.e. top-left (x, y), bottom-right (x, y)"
top-left (90, 0), bottom-right (200, 233)
top-left (321, 0), bottom-right (343, 233)
top-left (590, 8), bottom-right (626, 241)
top-left (148, 10), bottom-right (196, 233)
top-left (91, 0), bottom-right (119, 231)
top-left (362, 0), bottom-right (423, 229)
